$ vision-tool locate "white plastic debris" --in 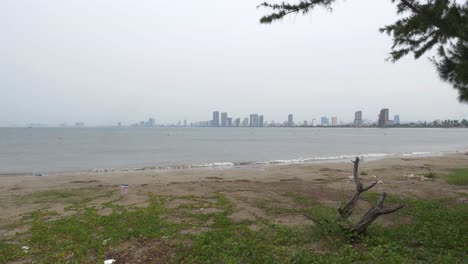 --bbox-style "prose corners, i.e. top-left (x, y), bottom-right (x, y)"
top-left (104, 259), bottom-right (115, 264)
top-left (405, 173), bottom-right (432, 181)
top-left (21, 246), bottom-right (29, 253)
top-left (419, 176), bottom-right (431, 181)
top-left (377, 180), bottom-right (384, 184)
top-left (102, 239), bottom-right (110, 245)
